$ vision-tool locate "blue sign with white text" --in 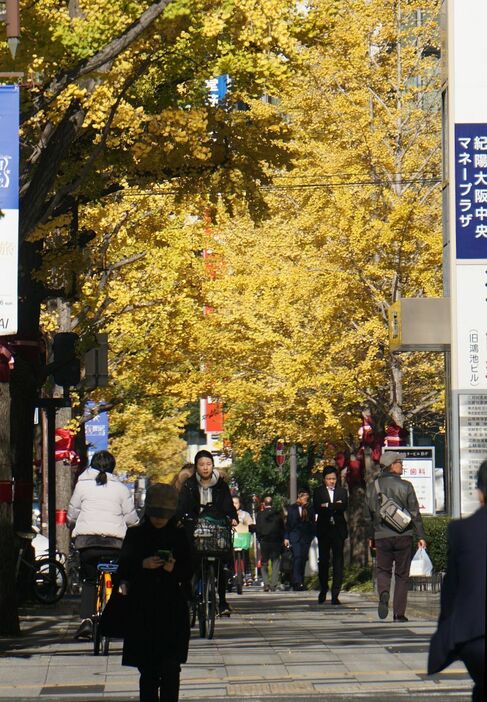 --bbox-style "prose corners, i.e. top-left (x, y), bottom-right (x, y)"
top-left (455, 123), bottom-right (487, 259)
top-left (0, 85), bottom-right (20, 210)
top-left (85, 402), bottom-right (109, 460)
